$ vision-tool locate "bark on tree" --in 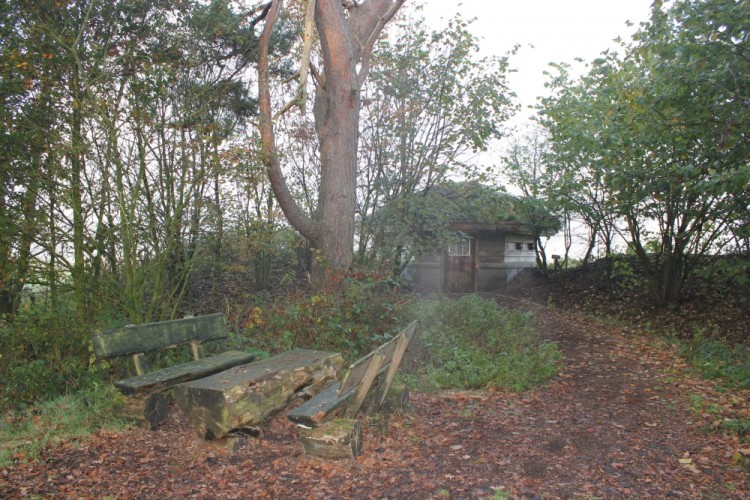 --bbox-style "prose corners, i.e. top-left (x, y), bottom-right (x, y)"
top-left (257, 0), bottom-right (406, 283)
